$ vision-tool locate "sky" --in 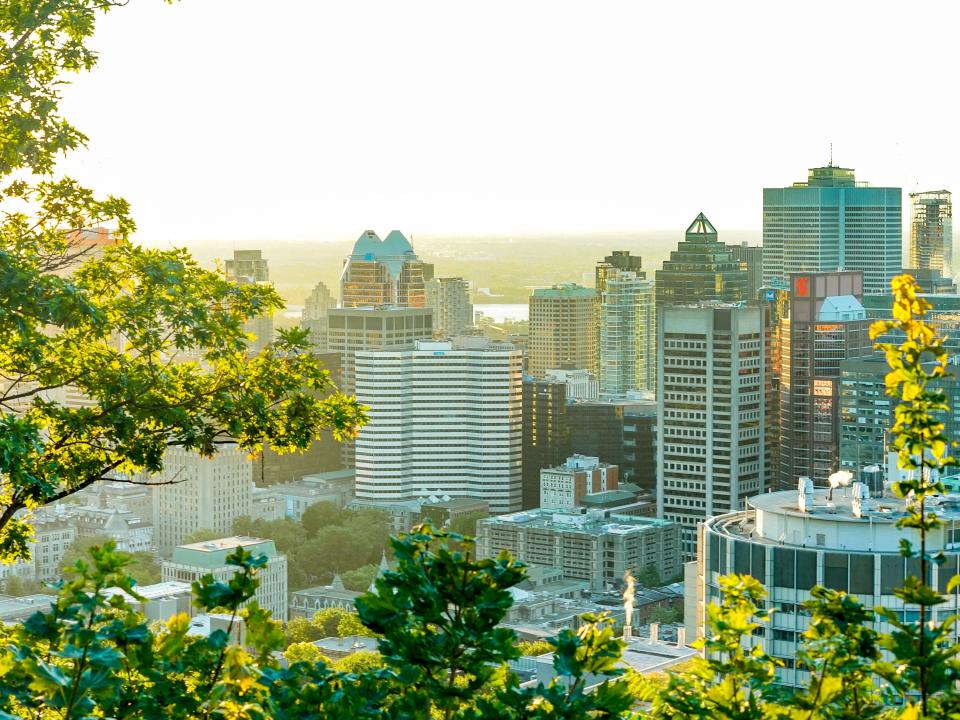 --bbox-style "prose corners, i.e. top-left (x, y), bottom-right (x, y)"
top-left (58, 0), bottom-right (960, 244)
